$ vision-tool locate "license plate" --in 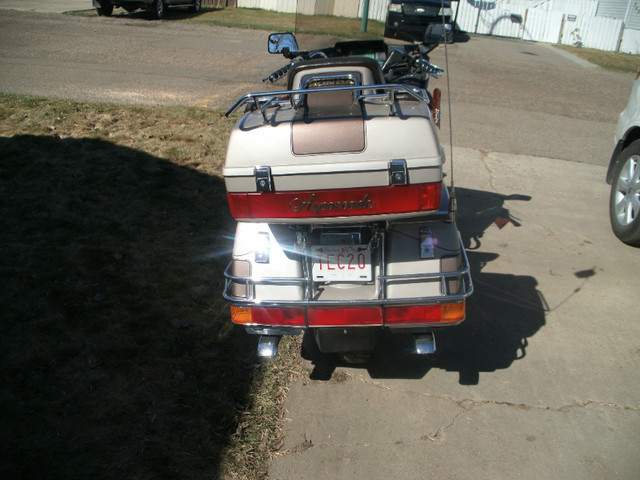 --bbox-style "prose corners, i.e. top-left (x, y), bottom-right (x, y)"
top-left (311, 245), bottom-right (372, 282)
